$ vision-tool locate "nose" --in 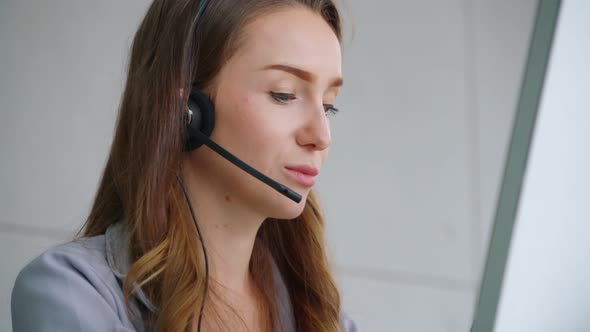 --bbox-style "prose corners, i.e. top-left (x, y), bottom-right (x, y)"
top-left (295, 102), bottom-right (332, 151)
